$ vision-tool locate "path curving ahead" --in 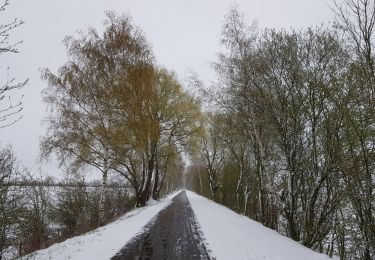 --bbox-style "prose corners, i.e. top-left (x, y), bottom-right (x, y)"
top-left (111, 190), bottom-right (210, 260)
